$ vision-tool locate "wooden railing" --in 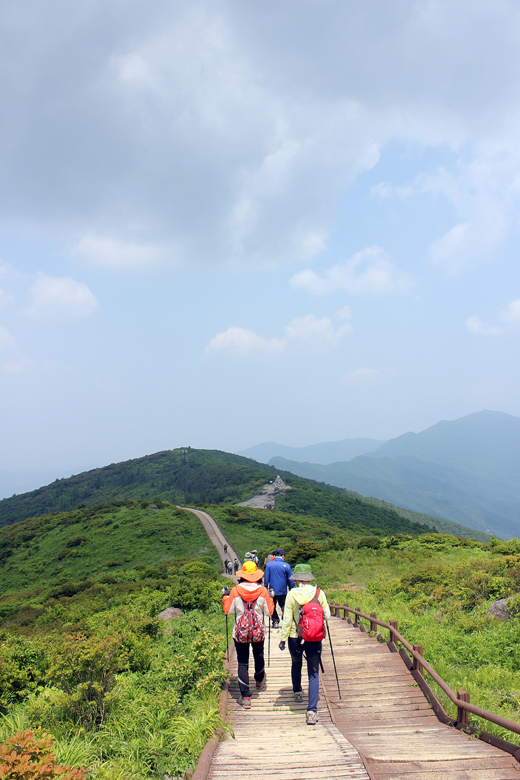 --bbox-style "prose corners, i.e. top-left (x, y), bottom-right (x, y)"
top-left (330, 602), bottom-right (520, 758)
